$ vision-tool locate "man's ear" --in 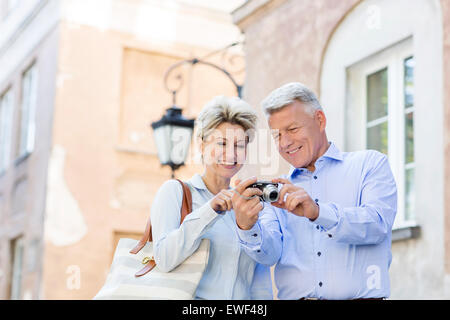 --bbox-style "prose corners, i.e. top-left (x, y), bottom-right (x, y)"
top-left (315, 110), bottom-right (327, 132)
